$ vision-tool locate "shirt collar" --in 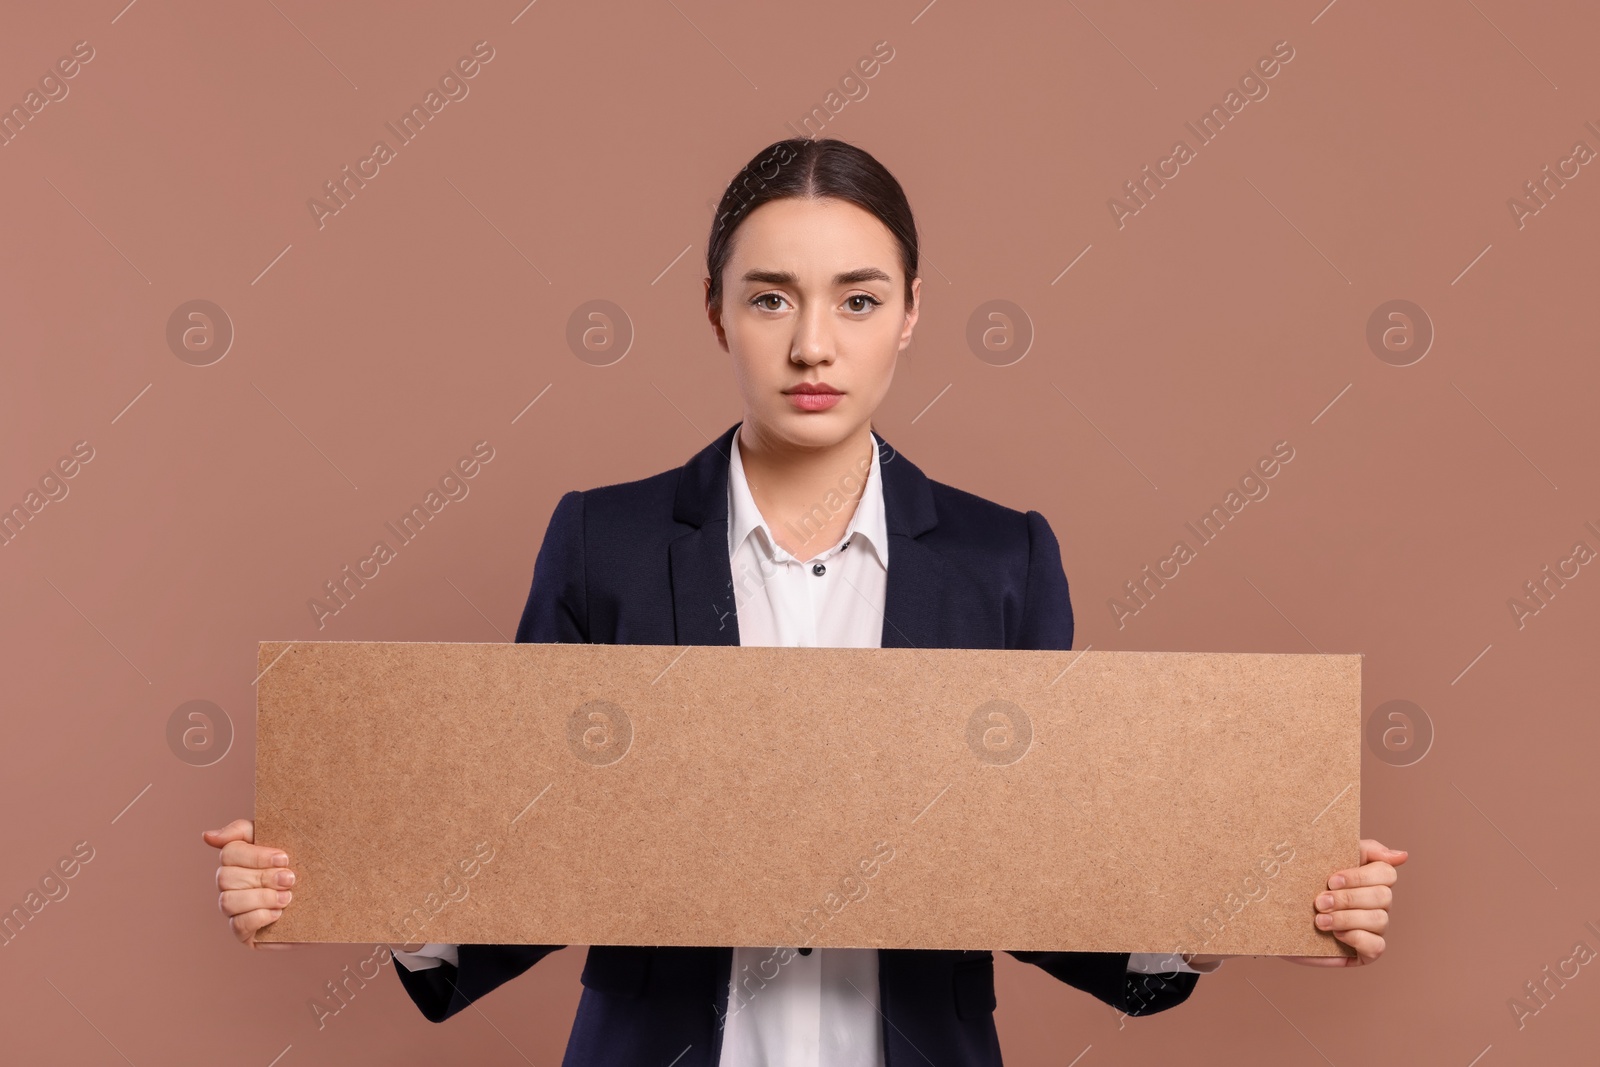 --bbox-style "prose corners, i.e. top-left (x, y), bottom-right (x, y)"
top-left (727, 429), bottom-right (888, 569)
